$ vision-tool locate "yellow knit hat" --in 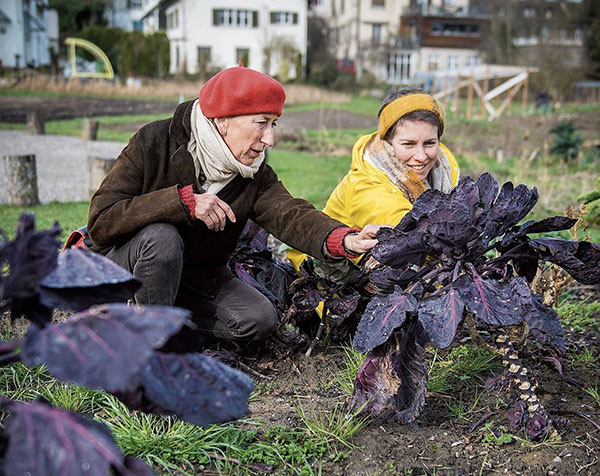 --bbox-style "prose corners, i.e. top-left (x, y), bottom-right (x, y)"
top-left (378, 93), bottom-right (444, 139)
